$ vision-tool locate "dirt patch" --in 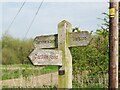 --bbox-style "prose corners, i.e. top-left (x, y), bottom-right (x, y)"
top-left (1, 72), bottom-right (58, 88)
